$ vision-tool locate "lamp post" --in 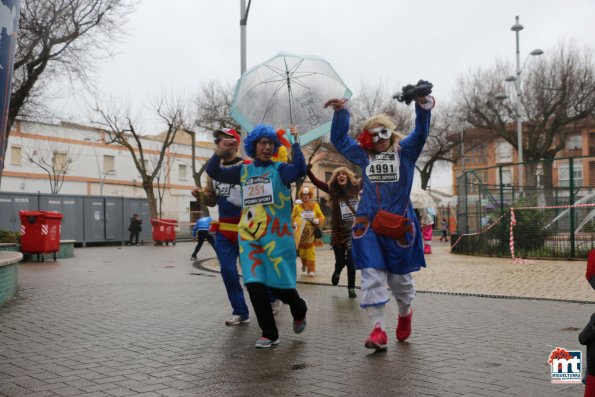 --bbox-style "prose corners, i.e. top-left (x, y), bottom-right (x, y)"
top-left (500, 16), bottom-right (543, 193)
top-left (240, 0), bottom-right (252, 75)
top-left (84, 137), bottom-right (105, 196)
